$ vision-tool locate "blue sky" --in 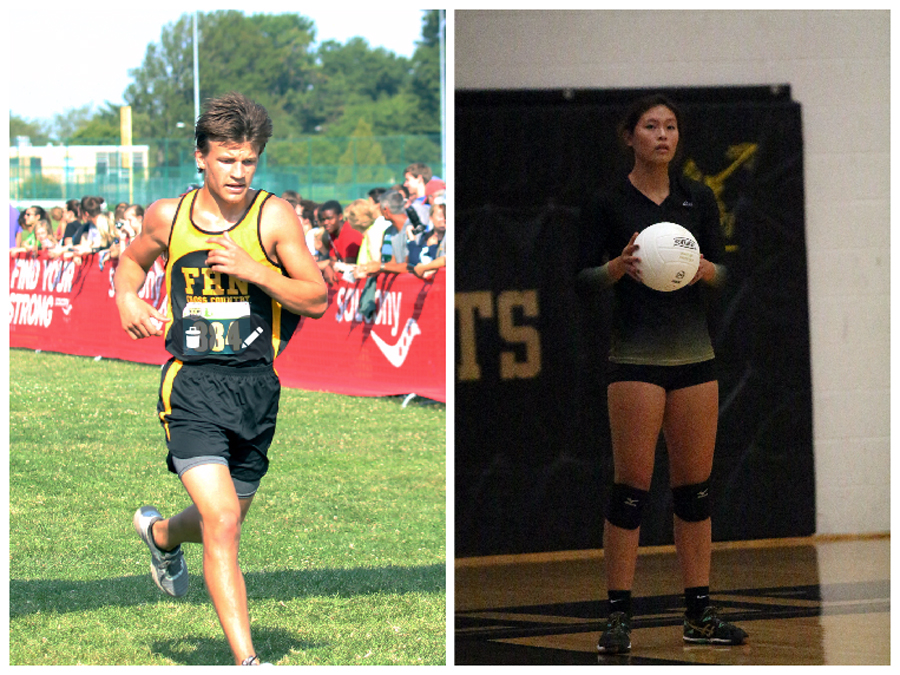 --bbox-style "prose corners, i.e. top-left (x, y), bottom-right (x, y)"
top-left (8, 5), bottom-right (428, 122)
